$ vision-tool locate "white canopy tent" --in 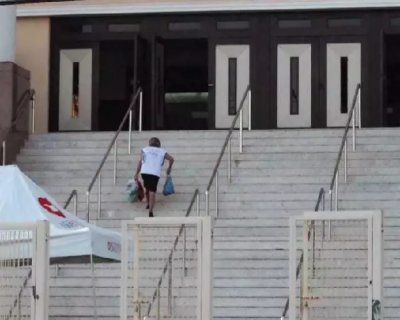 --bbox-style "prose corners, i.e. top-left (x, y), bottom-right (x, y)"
top-left (0, 165), bottom-right (121, 263)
